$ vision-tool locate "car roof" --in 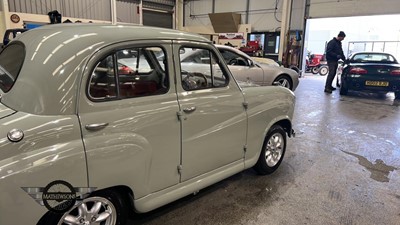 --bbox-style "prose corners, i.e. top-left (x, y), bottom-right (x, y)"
top-left (17, 23), bottom-right (210, 44)
top-left (215, 44), bottom-right (252, 59)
